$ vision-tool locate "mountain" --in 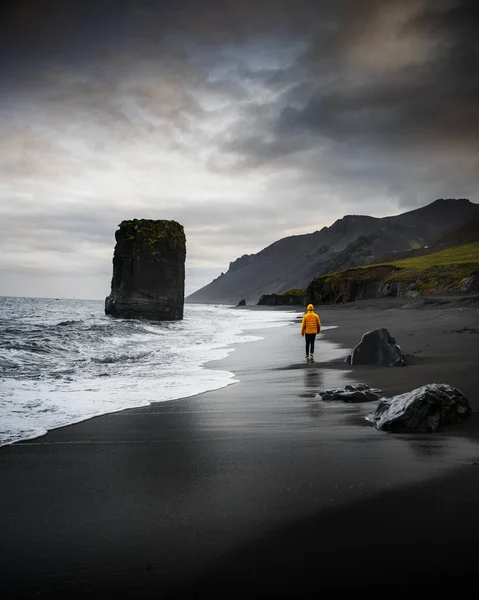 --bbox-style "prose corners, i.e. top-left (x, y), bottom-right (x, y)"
top-left (186, 199), bottom-right (478, 305)
top-left (377, 207), bottom-right (479, 263)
